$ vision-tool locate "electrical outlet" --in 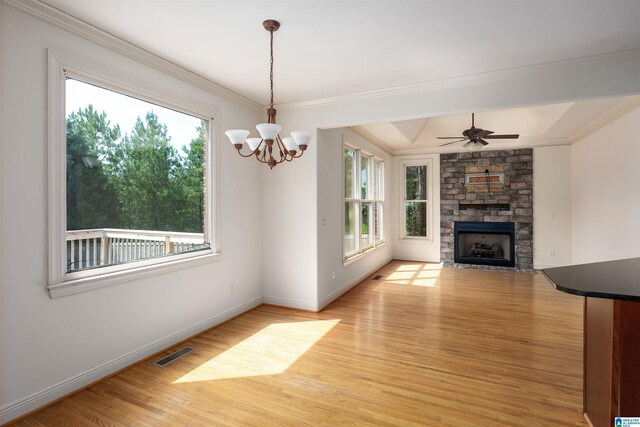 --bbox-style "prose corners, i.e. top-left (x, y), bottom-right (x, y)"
top-left (331, 271), bottom-right (336, 280)
top-left (548, 249), bottom-right (556, 257)
top-left (547, 211), bottom-right (555, 220)
top-left (229, 284), bottom-right (236, 295)
top-left (321, 215), bottom-right (327, 227)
